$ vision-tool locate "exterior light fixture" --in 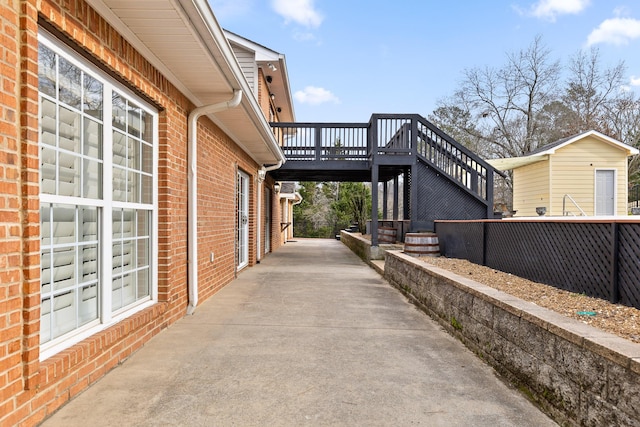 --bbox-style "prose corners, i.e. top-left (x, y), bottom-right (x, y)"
top-left (257, 168), bottom-right (266, 182)
top-left (270, 93), bottom-right (275, 100)
top-left (274, 182), bottom-right (281, 193)
top-left (268, 63), bottom-right (277, 71)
